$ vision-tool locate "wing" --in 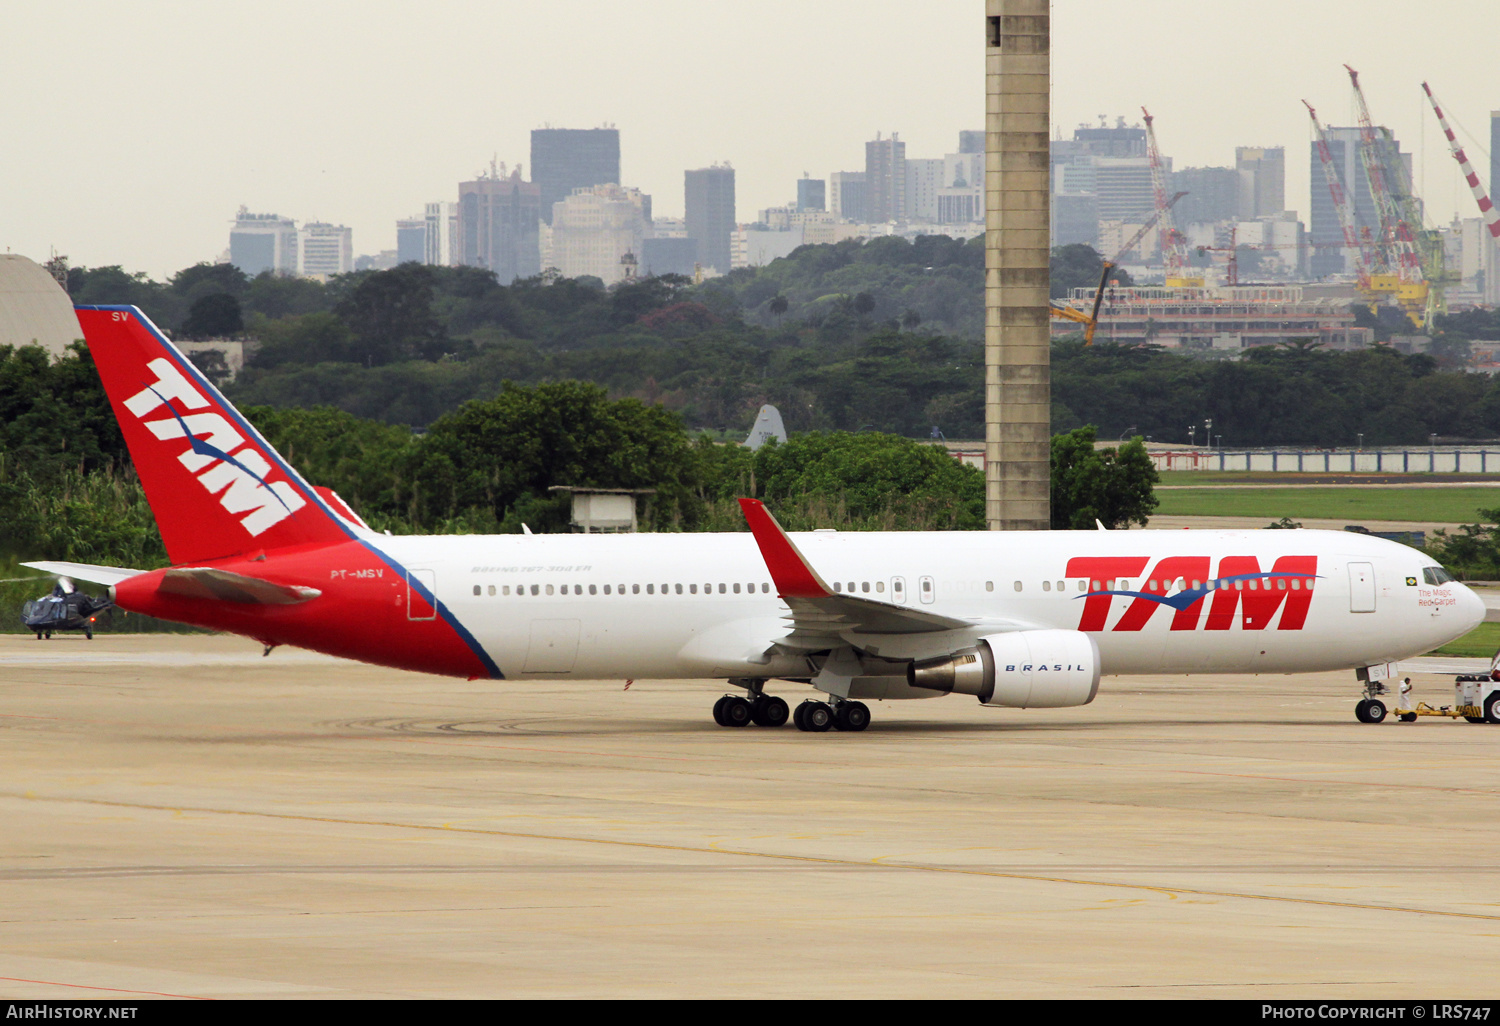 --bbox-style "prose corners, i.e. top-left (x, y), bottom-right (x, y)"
top-left (737, 498), bottom-right (1039, 650)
